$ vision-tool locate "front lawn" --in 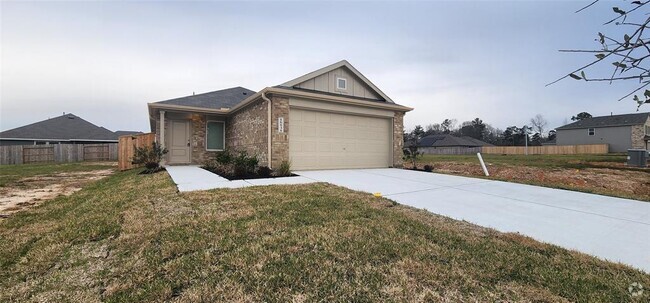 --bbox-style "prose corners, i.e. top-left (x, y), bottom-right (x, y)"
top-left (0, 169), bottom-right (648, 302)
top-left (0, 161), bottom-right (116, 187)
